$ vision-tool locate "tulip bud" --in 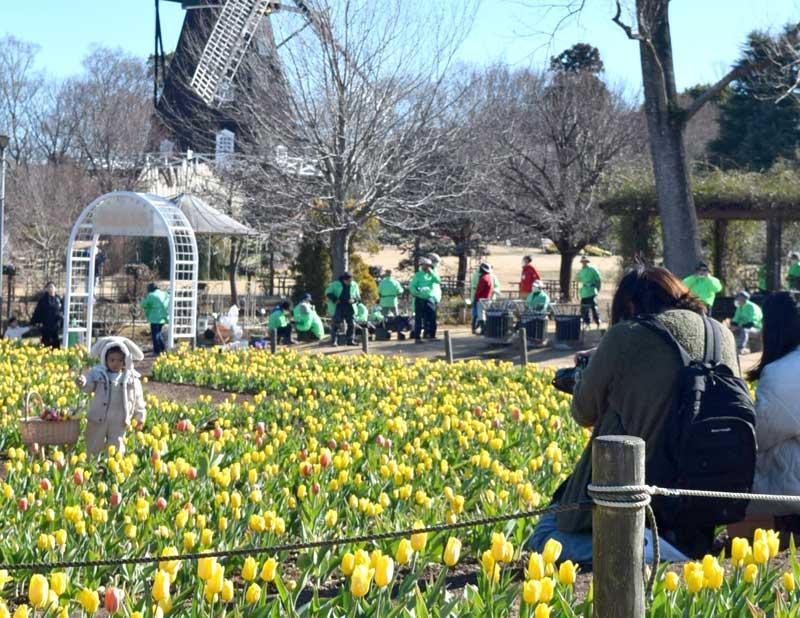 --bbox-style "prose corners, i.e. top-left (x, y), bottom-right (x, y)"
top-left (105, 587), bottom-right (124, 614)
